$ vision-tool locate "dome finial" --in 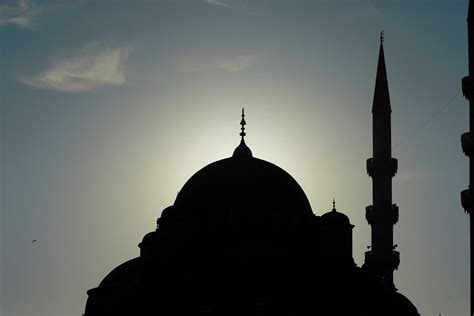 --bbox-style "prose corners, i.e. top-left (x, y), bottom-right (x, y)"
top-left (240, 108), bottom-right (246, 139)
top-left (232, 108), bottom-right (252, 158)
top-left (332, 197), bottom-right (336, 212)
top-left (380, 30), bottom-right (384, 44)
